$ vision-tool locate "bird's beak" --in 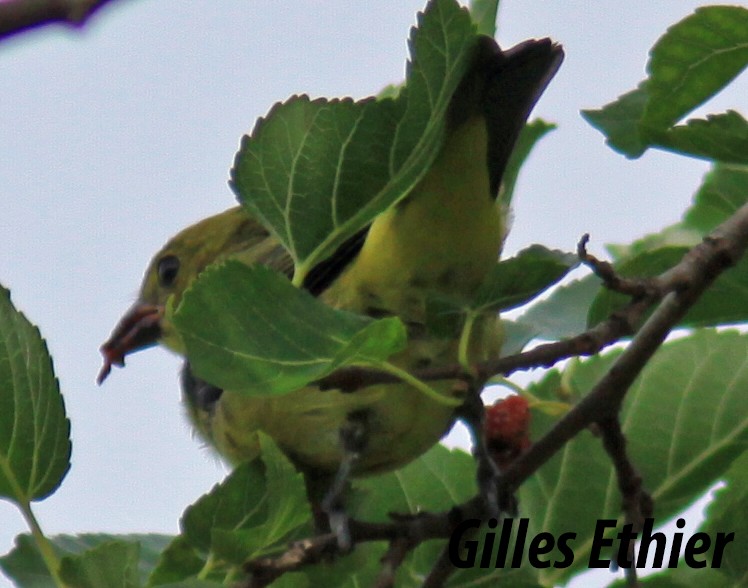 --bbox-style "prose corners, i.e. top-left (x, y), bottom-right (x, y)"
top-left (97, 304), bottom-right (164, 384)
